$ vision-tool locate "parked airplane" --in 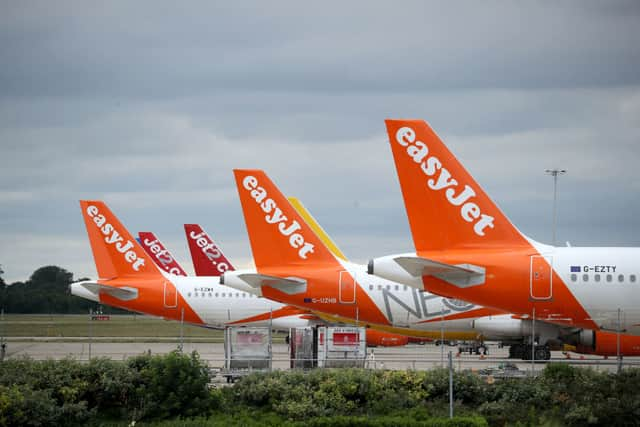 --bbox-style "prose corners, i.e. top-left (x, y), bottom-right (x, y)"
top-left (137, 225), bottom-right (416, 347)
top-left (224, 169), bottom-right (640, 358)
top-left (368, 119), bottom-right (640, 339)
top-left (72, 201), bottom-right (318, 331)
